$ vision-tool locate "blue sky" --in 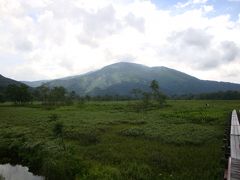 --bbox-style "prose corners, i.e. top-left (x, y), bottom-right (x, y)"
top-left (211, 0), bottom-right (240, 20)
top-left (0, 0), bottom-right (240, 83)
top-left (152, 0), bottom-right (240, 20)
